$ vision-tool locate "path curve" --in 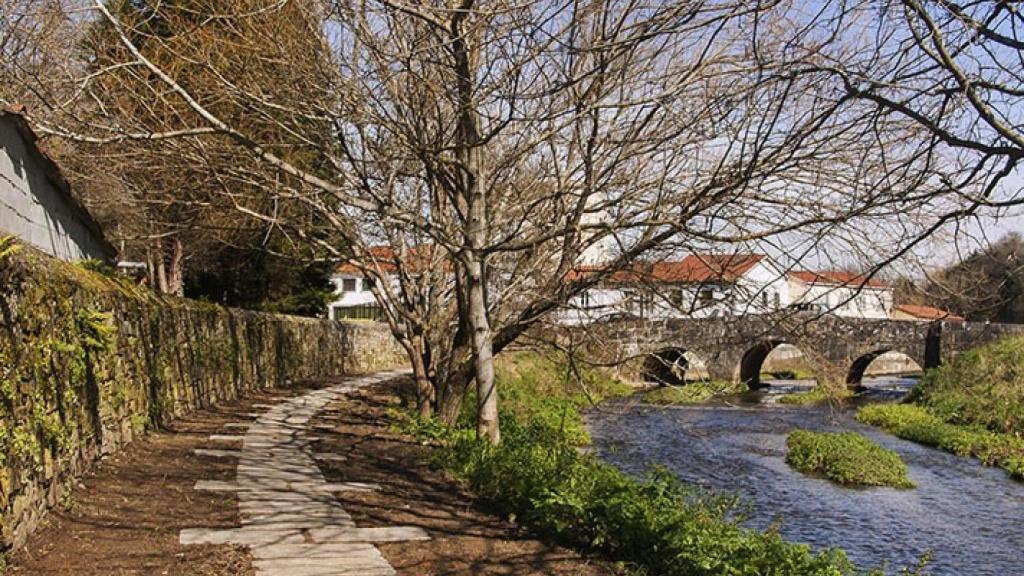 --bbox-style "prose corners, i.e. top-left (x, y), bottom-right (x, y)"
top-left (180, 370), bottom-right (428, 576)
